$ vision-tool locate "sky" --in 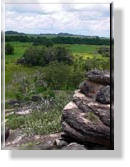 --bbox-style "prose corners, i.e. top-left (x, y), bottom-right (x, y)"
top-left (5, 3), bottom-right (110, 37)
